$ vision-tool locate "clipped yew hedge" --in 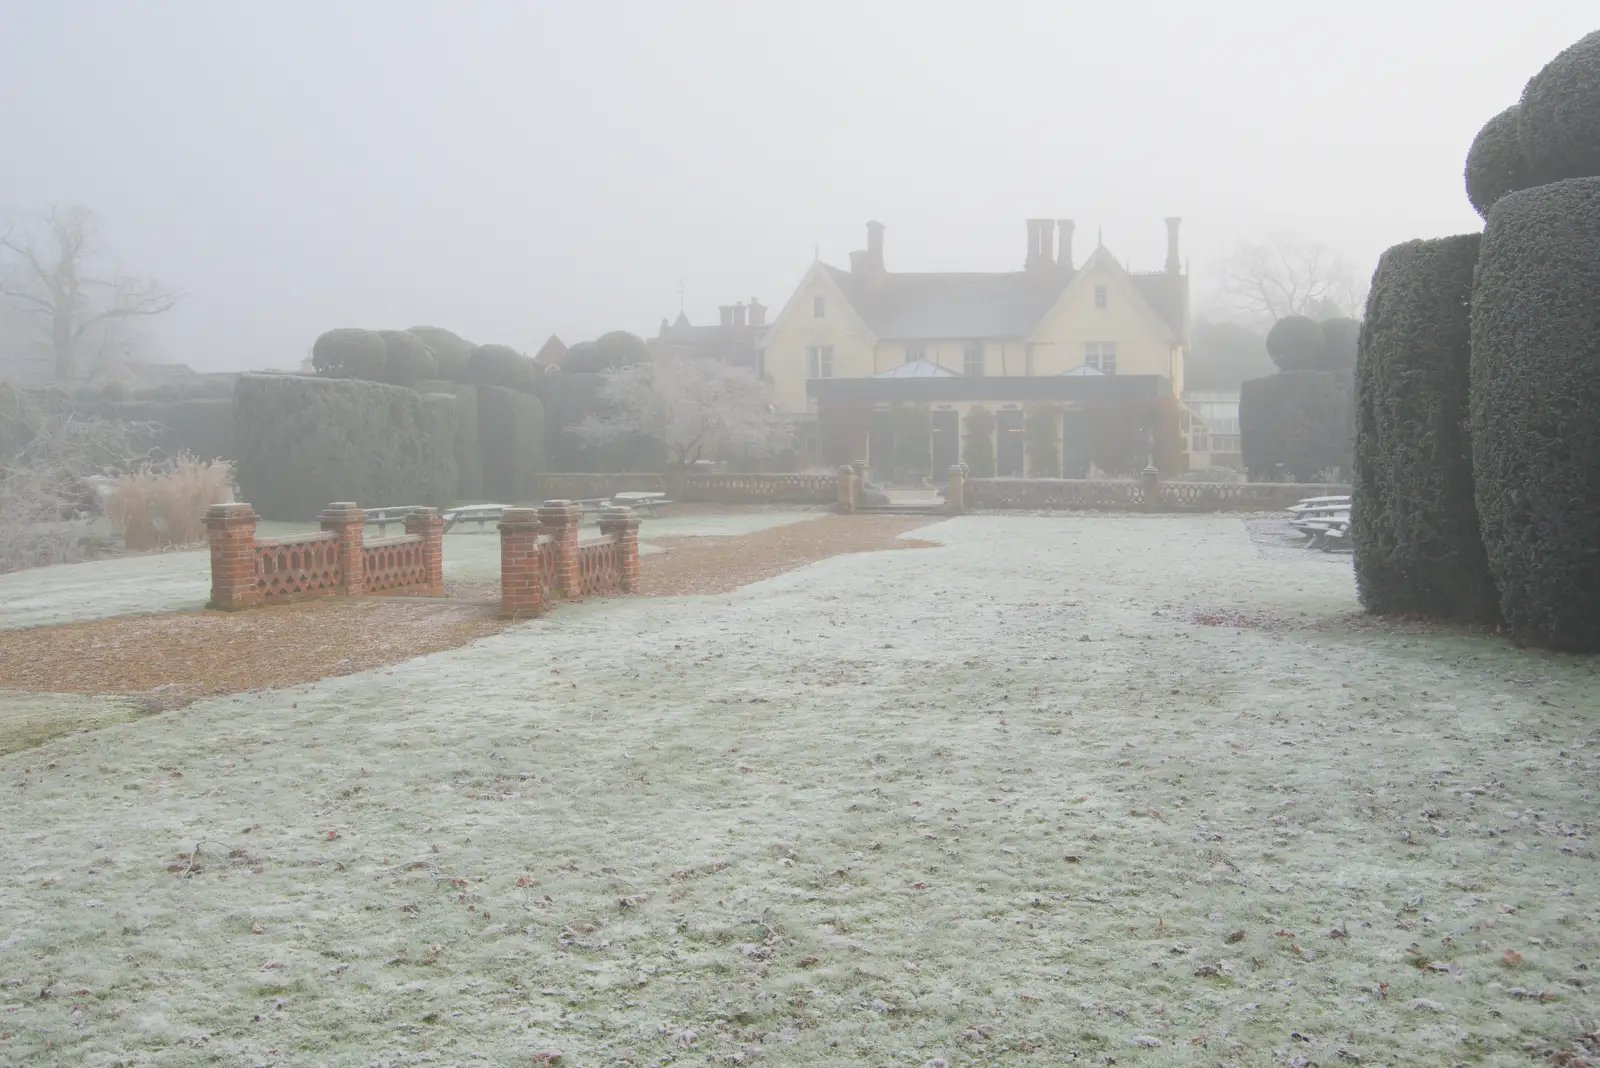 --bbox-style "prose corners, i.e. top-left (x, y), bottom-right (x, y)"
top-left (1239, 371), bottom-right (1353, 482)
top-left (1466, 106), bottom-right (1532, 219)
top-left (233, 375), bottom-right (457, 520)
top-left (1517, 30), bottom-right (1600, 188)
top-left (1353, 234), bottom-right (1497, 622)
top-left (1470, 177), bottom-right (1600, 650)
top-left (476, 385), bottom-right (544, 502)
